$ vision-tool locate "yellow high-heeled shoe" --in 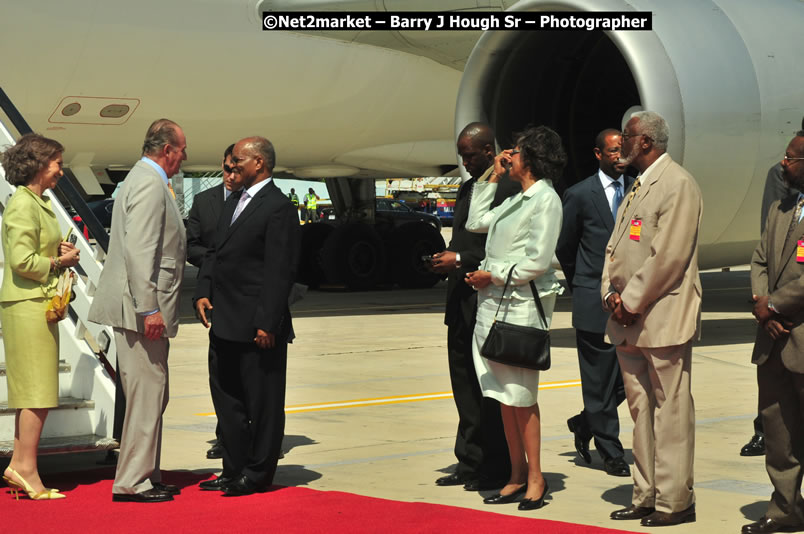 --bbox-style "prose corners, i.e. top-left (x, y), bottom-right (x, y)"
top-left (3, 468), bottom-right (65, 500)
